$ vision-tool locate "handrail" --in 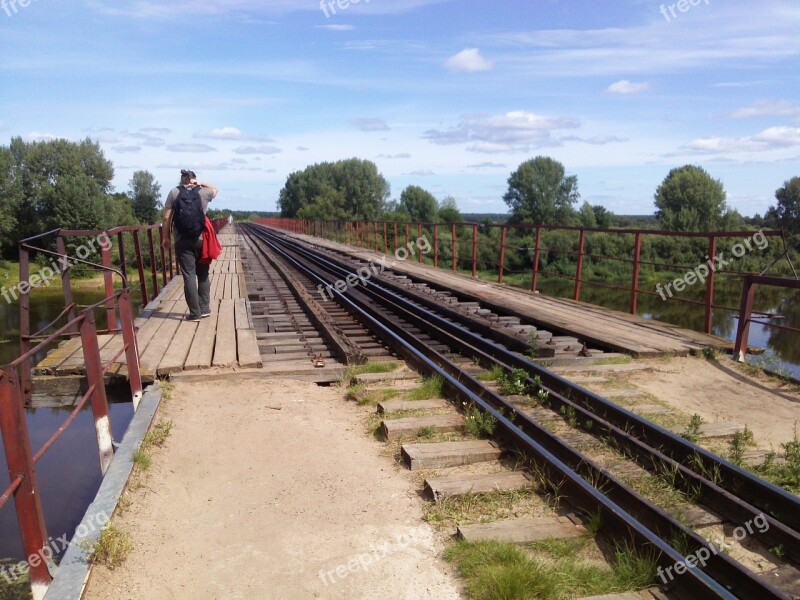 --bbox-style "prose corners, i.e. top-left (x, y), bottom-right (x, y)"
top-left (734, 275), bottom-right (800, 362)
